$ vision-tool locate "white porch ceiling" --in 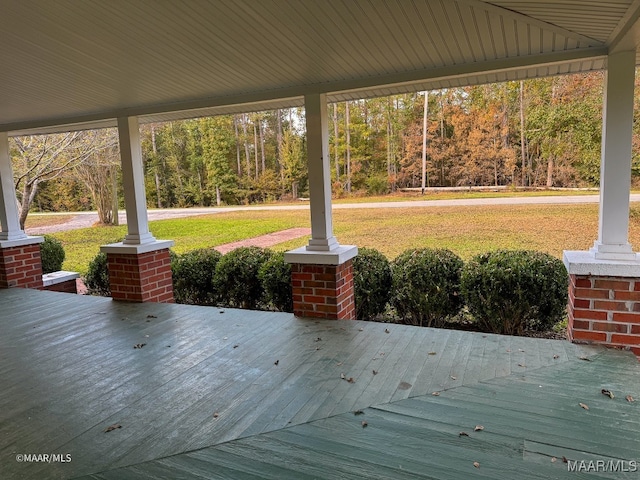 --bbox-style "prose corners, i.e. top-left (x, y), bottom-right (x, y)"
top-left (1, 0), bottom-right (639, 135)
